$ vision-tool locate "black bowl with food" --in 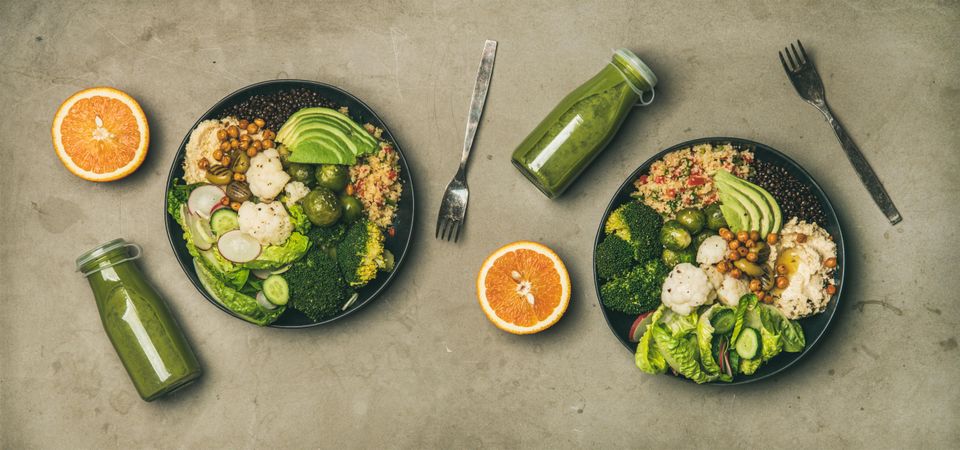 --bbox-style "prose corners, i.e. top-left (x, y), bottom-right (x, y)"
top-left (164, 80), bottom-right (415, 328)
top-left (593, 137), bottom-right (844, 385)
